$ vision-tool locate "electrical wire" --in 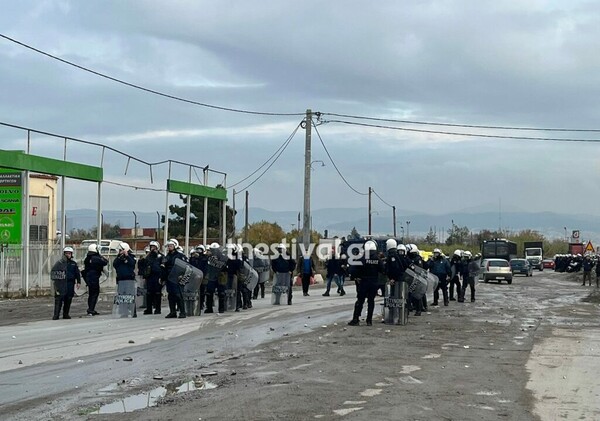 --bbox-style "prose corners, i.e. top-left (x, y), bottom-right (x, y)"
top-left (229, 122), bottom-right (301, 190)
top-left (322, 112), bottom-right (600, 133)
top-left (312, 122), bottom-right (368, 196)
top-left (103, 180), bottom-right (165, 191)
top-left (234, 124), bottom-right (299, 192)
top-left (0, 33), bottom-right (305, 117)
top-left (323, 119), bottom-right (600, 143)
top-left (371, 188), bottom-right (394, 208)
